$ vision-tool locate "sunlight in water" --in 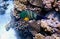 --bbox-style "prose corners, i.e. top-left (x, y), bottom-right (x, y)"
top-left (0, 1), bottom-right (17, 39)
